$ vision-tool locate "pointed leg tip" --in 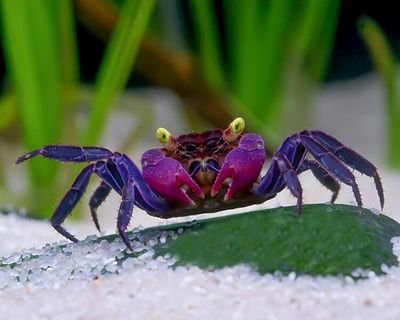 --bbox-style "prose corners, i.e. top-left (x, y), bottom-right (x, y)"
top-left (296, 206), bottom-right (302, 217)
top-left (380, 198), bottom-right (385, 212)
top-left (356, 202), bottom-right (364, 215)
top-left (15, 156), bottom-right (27, 165)
top-left (52, 224), bottom-right (79, 243)
top-left (119, 229), bottom-right (133, 251)
top-left (90, 210), bottom-right (102, 233)
top-left (15, 150), bottom-right (41, 165)
top-left (125, 242), bottom-right (133, 252)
